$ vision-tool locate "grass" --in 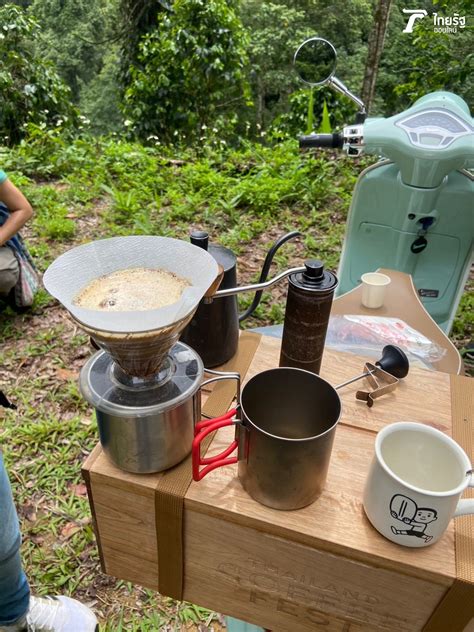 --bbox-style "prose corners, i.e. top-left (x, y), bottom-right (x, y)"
top-left (0, 130), bottom-right (472, 629)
